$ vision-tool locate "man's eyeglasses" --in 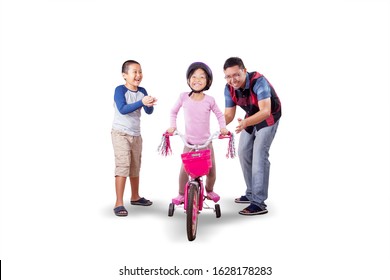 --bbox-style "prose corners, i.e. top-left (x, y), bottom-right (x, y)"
top-left (224, 70), bottom-right (243, 81)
